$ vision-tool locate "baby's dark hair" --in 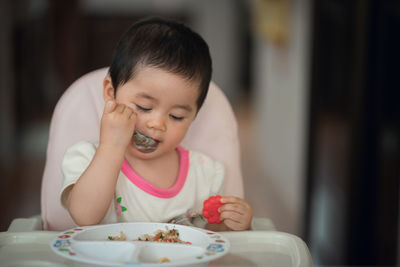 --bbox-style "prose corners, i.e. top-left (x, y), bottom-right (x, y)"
top-left (109, 17), bottom-right (212, 110)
